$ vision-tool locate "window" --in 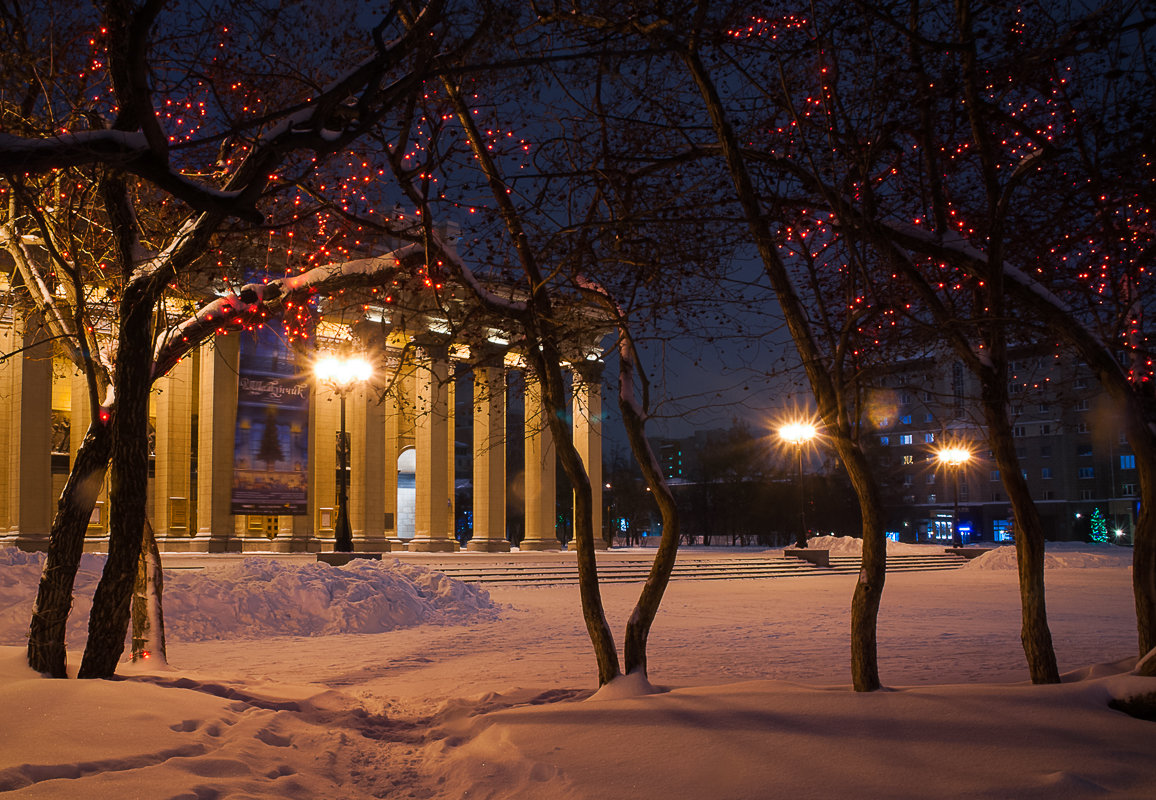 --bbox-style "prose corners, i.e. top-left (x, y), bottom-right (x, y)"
top-left (959, 484), bottom-right (969, 500)
top-left (1042, 490), bottom-right (1055, 500)
top-left (1078, 467), bottom-right (1095, 479)
top-left (1040, 445), bottom-right (1052, 458)
top-left (1077, 443), bottom-right (1093, 457)
top-left (1076, 422), bottom-right (1089, 434)
top-left (880, 436), bottom-right (890, 446)
top-left (1042, 468), bottom-right (1052, 479)
top-left (901, 392), bottom-right (912, 405)
top-left (993, 520), bottom-right (1012, 541)
top-left (903, 474), bottom-right (913, 486)
top-left (1039, 404), bottom-right (1050, 413)
top-left (900, 434), bottom-right (914, 445)
top-left (1039, 424), bottom-right (1051, 436)
top-left (990, 470), bottom-right (1000, 481)
top-left (923, 391), bottom-right (933, 402)
top-left (1022, 470), bottom-right (1029, 479)
top-left (927, 494), bottom-right (937, 504)
top-left (925, 433), bottom-right (935, 444)
top-left (926, 474), bottom-right (936, 484)
top-left (903, 494), bottom-right (916, 504)
top-left (1080, 489), bottom-right (1094, 500)
top-left (1009, 383), bottom-right (1024, 395)
top-left (991, 492), bottom-right (1002, 501)
top-left (1123, 484), bottom-right (1137, 497)
top-left (902, 455), bottom-right (914, 465)
top-left (1076, 399), bottom-right (1090, 411)
top-left (1121, 454), bottom-right (1136, 470)
top-left (925, 413), bottom-right (934, 423)
top-left (900, 415), bottom-right (912, 425)
top-left (1013, 425), bottom-right (1026, 437)
top-left (1075, 377), bottom-right (1088, 389)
